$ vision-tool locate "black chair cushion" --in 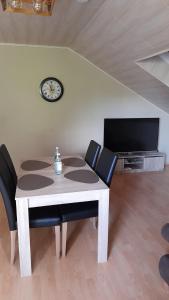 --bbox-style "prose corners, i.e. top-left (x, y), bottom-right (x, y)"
top-left (60, 201), bottom-right (98, 223)
top-left (29, 206), bottom-right (61, 228)
top-left (85, 140), bottom-right (101, 169)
